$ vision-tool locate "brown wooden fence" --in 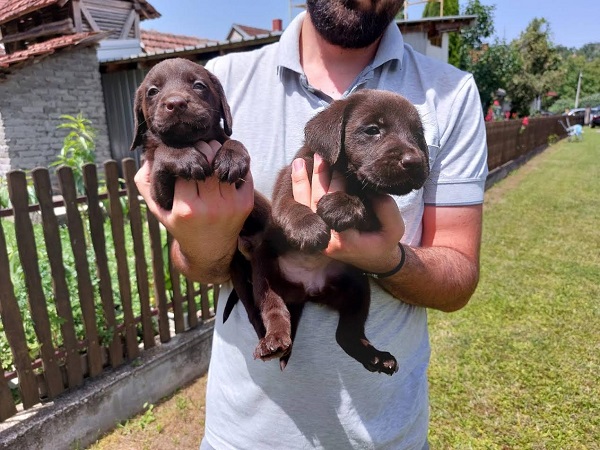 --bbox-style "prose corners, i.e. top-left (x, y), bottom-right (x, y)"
top-left (485, 115), bottom-right (577, 171)
top-left (0, 158), bottom-right (218, 422)
top-left (0, 114), bottom-right (581, 423)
